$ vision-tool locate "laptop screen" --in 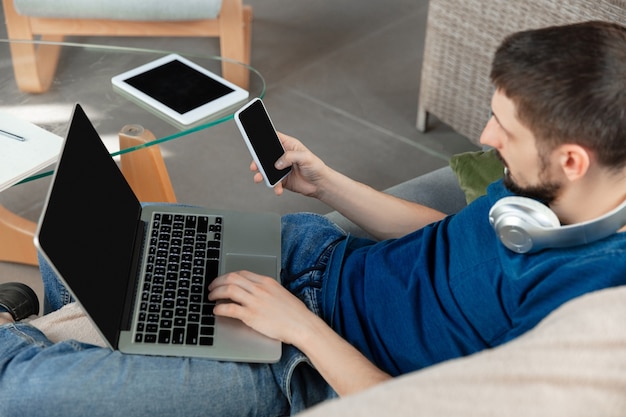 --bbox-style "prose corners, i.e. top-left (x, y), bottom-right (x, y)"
top-left (36, 105), bottom-right (142, 346)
